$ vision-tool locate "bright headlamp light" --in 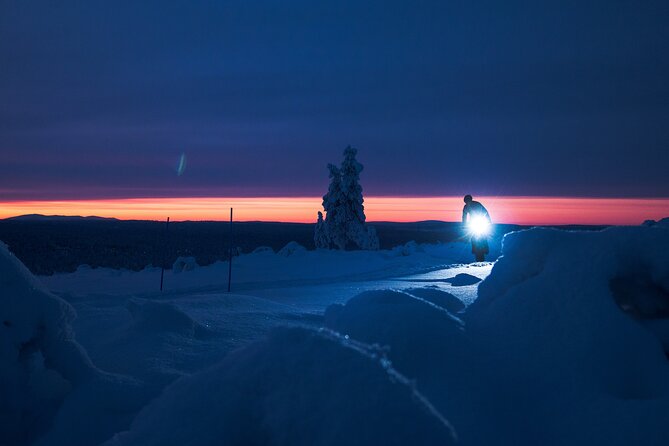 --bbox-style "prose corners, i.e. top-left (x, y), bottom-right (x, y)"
top-left (468, 215), bottom-right (491, 237)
